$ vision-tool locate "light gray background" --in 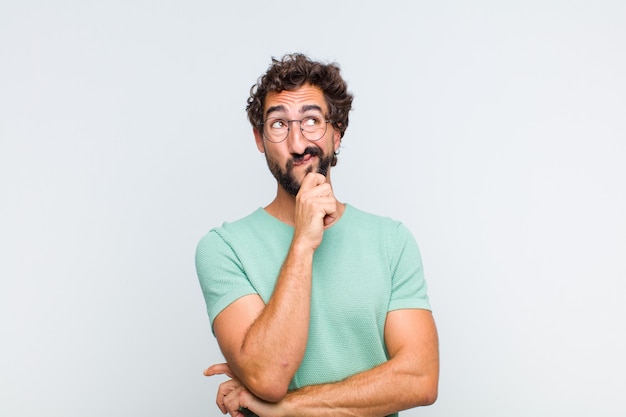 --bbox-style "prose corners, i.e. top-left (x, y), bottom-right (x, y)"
top-left (1, 1), bottom-right (625, 416)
